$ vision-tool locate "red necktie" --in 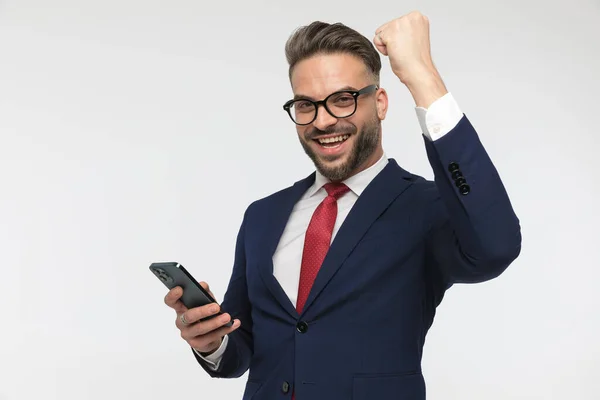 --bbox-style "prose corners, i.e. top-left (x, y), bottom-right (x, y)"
top-left (296, 182), bottom-right (350, 313)
top-left (292, 182), bottom-right (349, 399)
